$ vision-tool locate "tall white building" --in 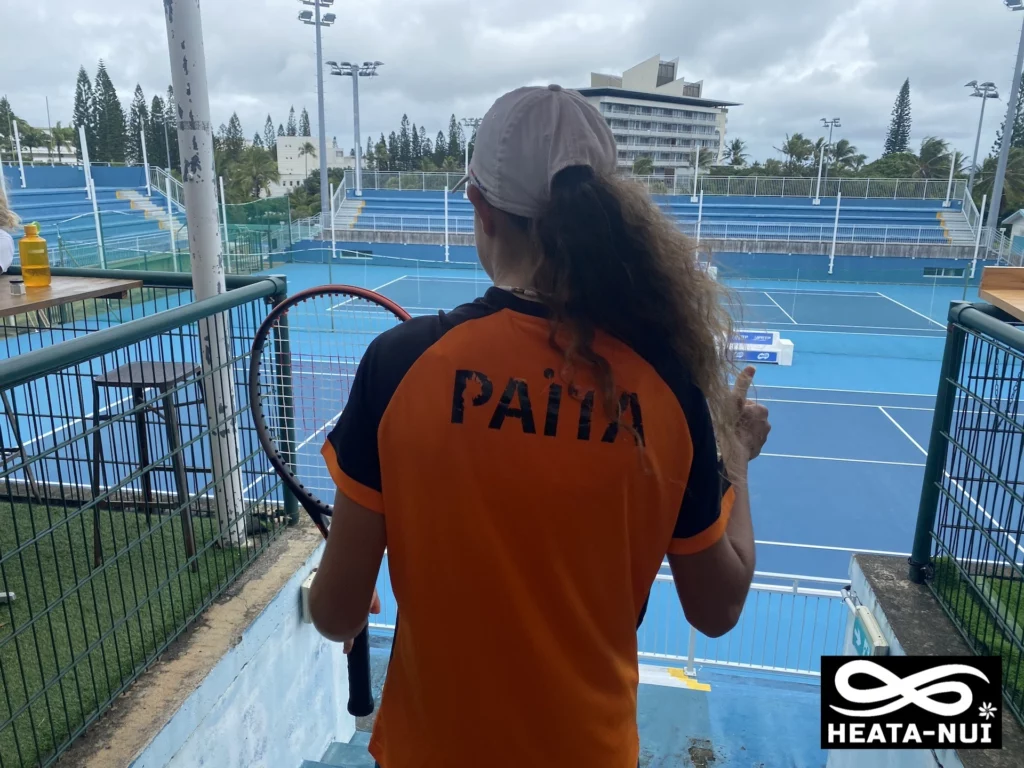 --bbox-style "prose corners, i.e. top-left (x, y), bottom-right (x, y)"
top-left (577, 55), bottom-right (738, 177)
top-left (270, 135), bottom-right (355, 197)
